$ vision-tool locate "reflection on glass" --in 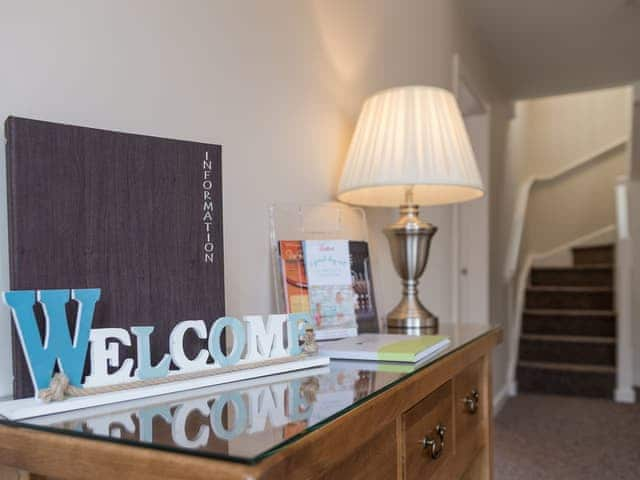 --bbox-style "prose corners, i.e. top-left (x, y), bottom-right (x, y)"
top-left (29, 368), bottom-right (329, 459)
top-left (29, 365), bottom-right (398, 459)
top-left (25, 364), bottom-right (400, 462)
top-left (8, 323), bottom-right (496, 463)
